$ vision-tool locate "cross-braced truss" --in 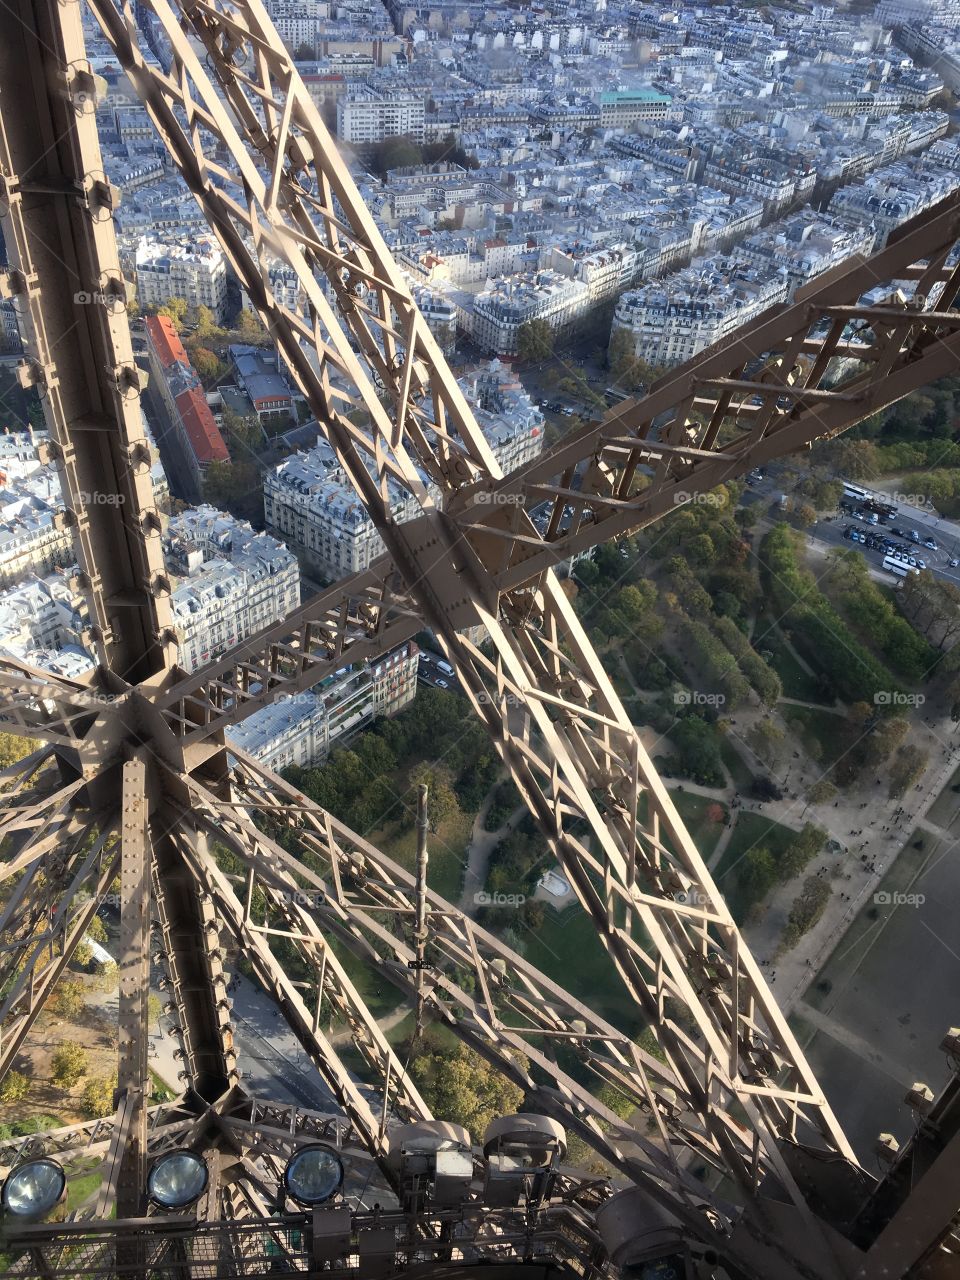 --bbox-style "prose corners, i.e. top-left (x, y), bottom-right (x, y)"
top-left (0, 0), bottom-right (959, 1274)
